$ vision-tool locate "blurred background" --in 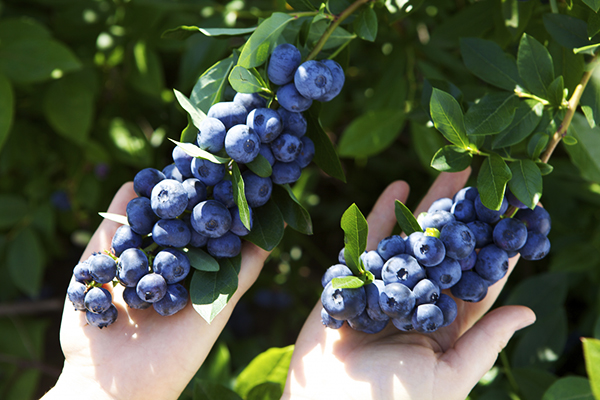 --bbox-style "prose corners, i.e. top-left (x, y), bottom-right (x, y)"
top-left (0, 0), bottom-right (598, 399)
